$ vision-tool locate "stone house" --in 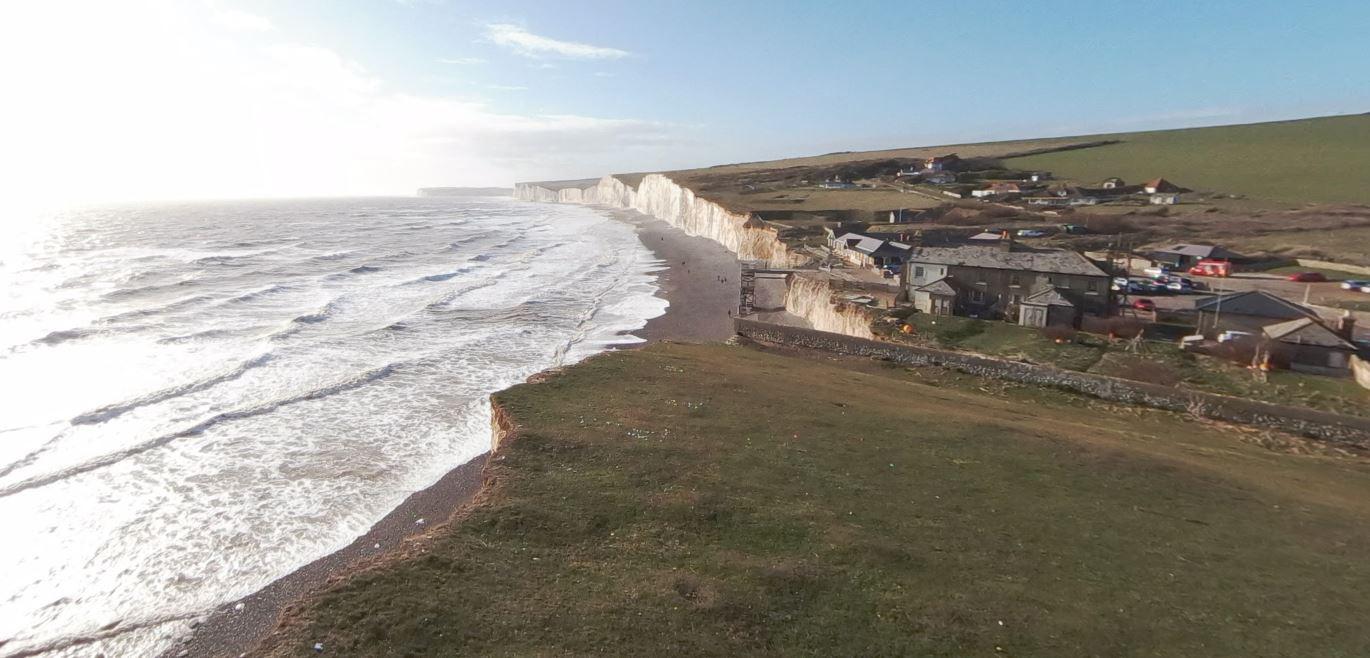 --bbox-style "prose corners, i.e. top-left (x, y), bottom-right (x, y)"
top-left (902, 238), bottom-right (1112, 326)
